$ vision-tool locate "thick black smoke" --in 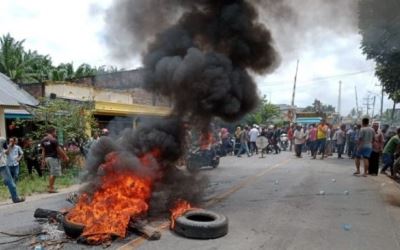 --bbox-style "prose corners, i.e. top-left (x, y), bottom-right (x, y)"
top-left (84, 0), bottom-right (279, 212)
top-left (141, 0), bottom-right (279, 122)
